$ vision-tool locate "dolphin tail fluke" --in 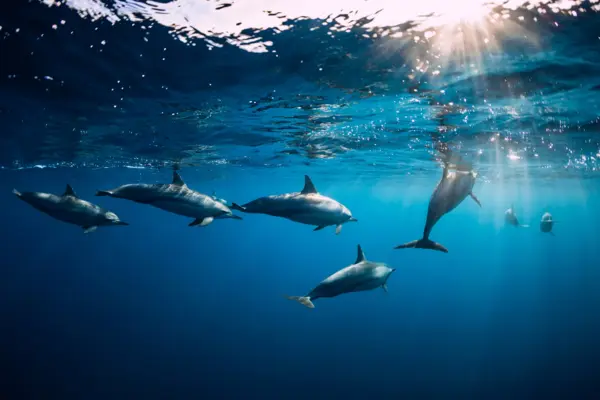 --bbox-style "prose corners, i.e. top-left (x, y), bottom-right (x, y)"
top-left (231, 202), bottom-right (246, 212)
top-left (95, 190), bottom-right (113, 197)
top-left (12, 189), bottom-right (22, 197)
top-left (394, 238), bottom-right (448, 253)
top-left (284, 295), bottom-right (315, 309)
